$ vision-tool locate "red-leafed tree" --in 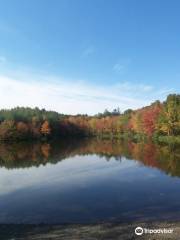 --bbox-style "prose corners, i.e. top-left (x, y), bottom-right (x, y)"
top-left (142, 104), bottom-right (162, 136)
